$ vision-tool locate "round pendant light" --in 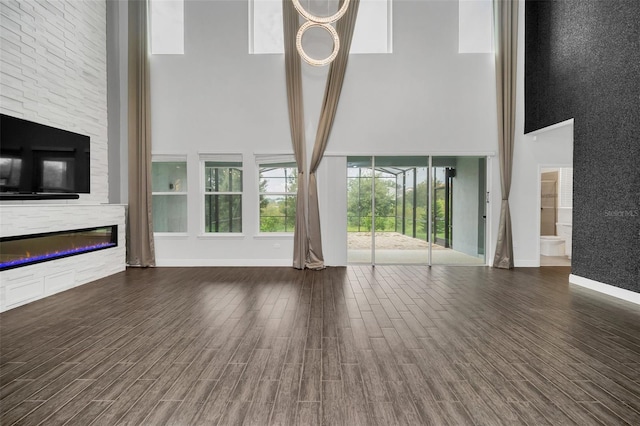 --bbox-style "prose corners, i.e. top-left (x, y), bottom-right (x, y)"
top-left (296, 21), bottom-right (340, 67)
top-left (291, 0), bottom-right (350, 24)
top-left (292, 0), bottom-right (350, 66)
